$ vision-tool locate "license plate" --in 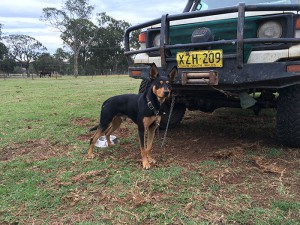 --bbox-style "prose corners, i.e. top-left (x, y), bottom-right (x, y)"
top-left (176, 50), bottom-right (223, 68)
